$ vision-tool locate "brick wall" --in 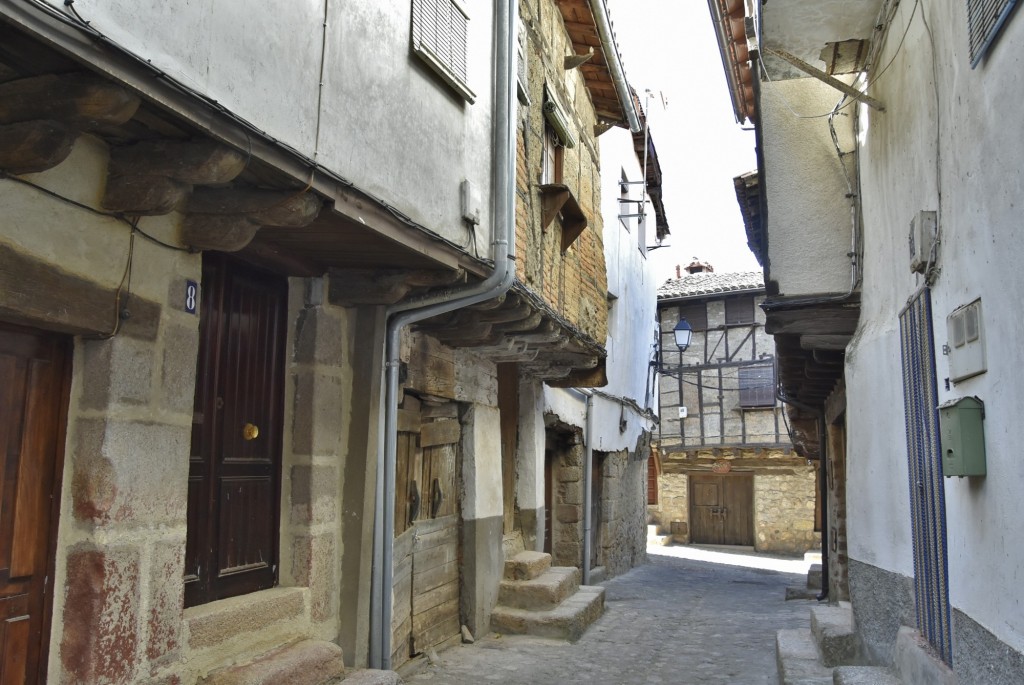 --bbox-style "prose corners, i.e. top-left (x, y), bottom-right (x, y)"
top-left (515, 0), bottom-right (609, 345)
